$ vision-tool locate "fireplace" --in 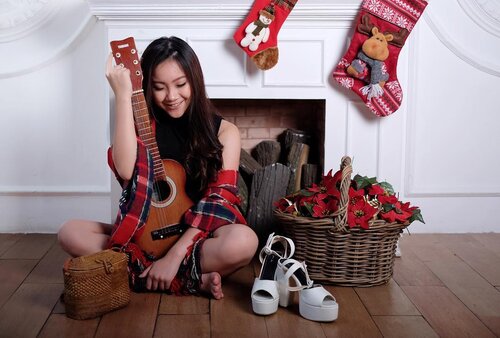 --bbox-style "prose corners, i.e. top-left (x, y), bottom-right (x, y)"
top-left (90, 0), bottom-right (357, 229)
